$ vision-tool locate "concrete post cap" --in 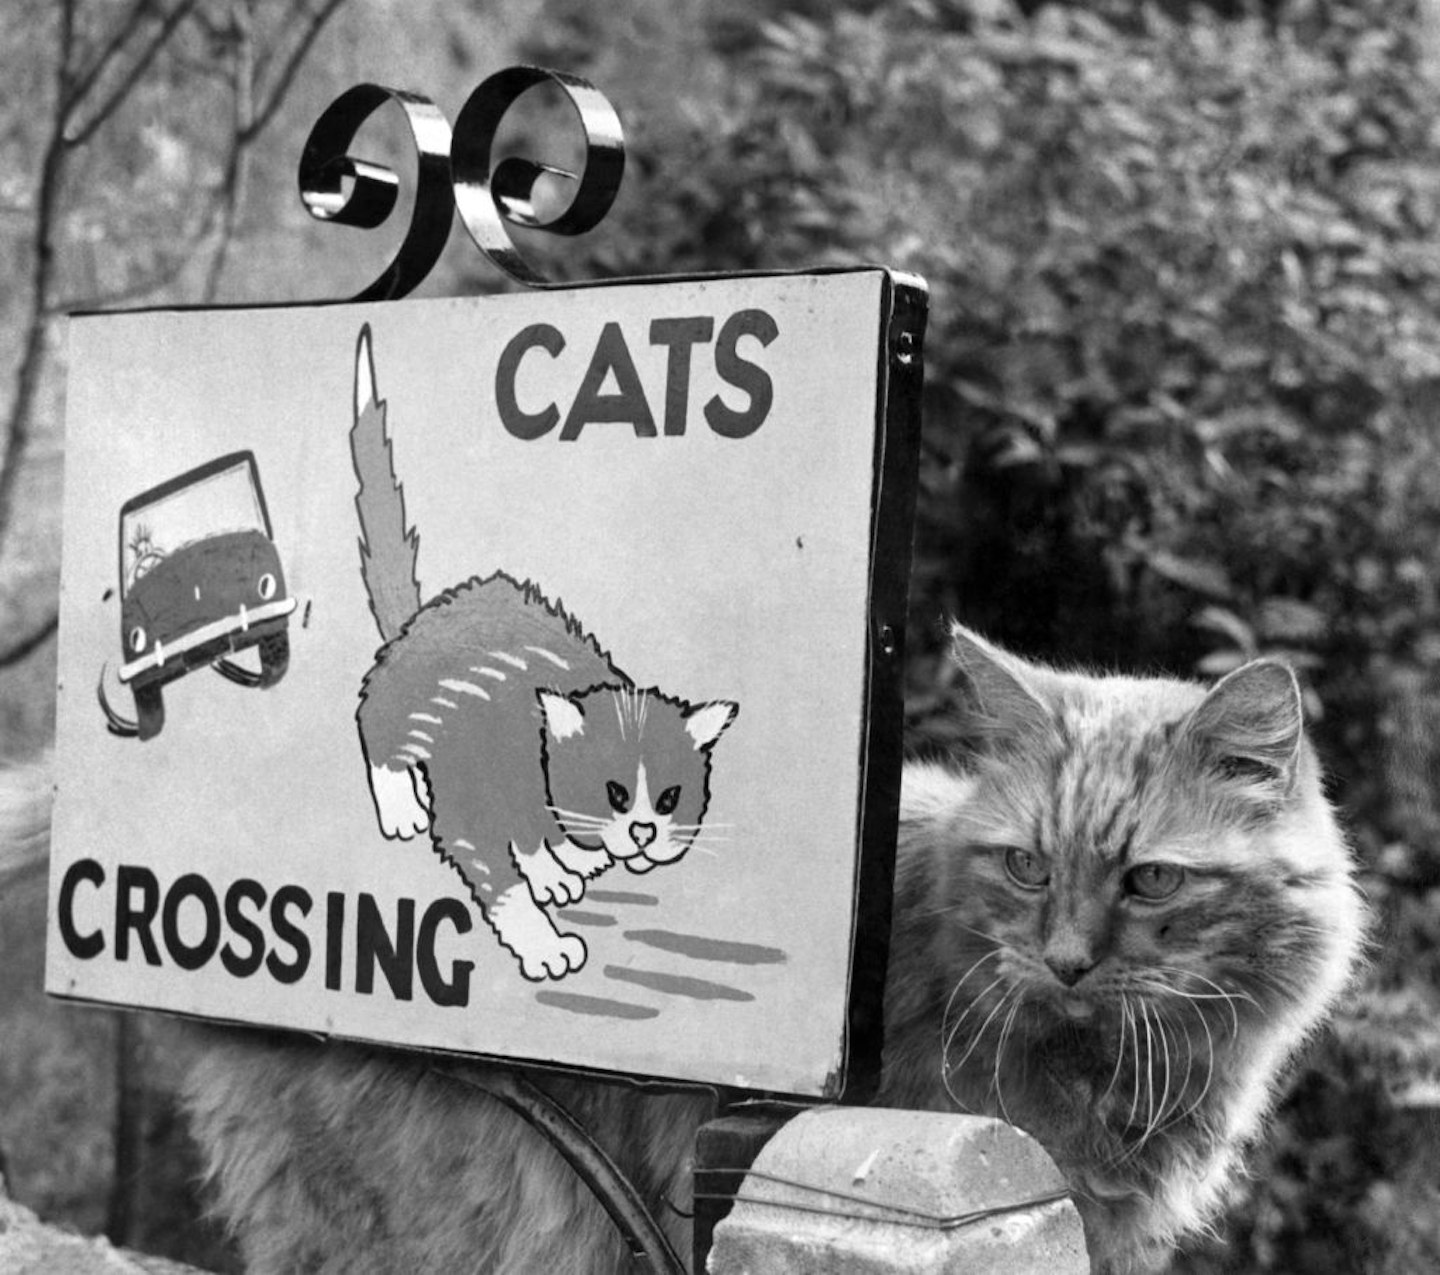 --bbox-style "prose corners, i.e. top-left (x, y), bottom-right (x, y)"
top-left (708, 1106), bottom-right (1089, 1274)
